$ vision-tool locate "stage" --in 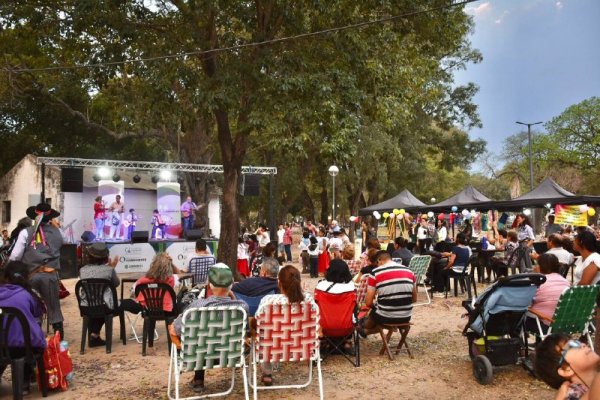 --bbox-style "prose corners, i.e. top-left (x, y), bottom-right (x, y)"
top-left (59, 238), bottom-right (218, 279)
